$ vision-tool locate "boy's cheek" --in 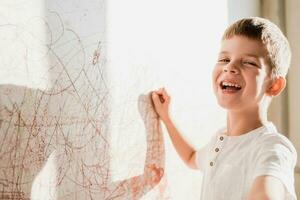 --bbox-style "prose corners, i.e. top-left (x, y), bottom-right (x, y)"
top-left (211, 68), bottom-right (217, 80)
top-left (211, 69), bottom-right (220, 88)
top-left (211, 81), bottom-right (219, 95)
top-left (211, 77), bottom-right (217, 92)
